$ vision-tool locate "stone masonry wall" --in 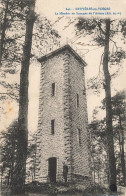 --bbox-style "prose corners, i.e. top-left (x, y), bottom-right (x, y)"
top-left (35, 52), bottom-right (67, 182)
top-left (35, 47), bottom-right (90, 183)
top-left (68, 51), bottom-right (90, 177)
top-left (62, 51), bottom-right (73, 181)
